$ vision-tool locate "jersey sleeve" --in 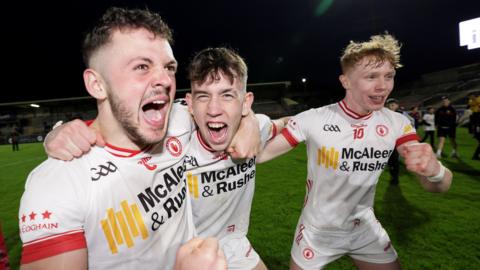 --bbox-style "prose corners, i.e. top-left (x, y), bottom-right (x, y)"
top-left (395, 114), bottom-right (420, 147)
top-left (255, 114), bottom-right (275, 145)
top-left (19, 159), bottom-right (88, 264)
top-left (173, 99), bottom-right (196, 133)
top-left (281, 109), bottom-right (312, 147)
